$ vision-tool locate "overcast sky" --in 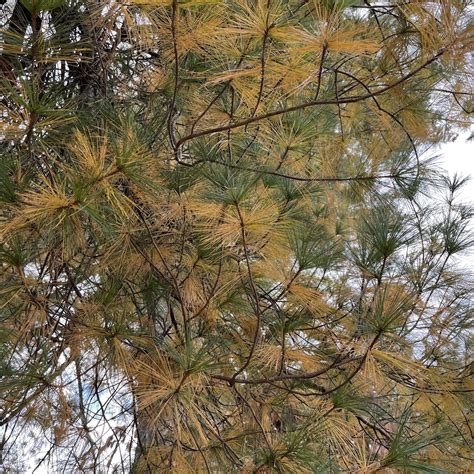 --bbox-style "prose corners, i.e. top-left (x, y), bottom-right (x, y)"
top-left (438, 127), bottom-right (474, 193)
top-left (438, 127), bottom-right (474, 267)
